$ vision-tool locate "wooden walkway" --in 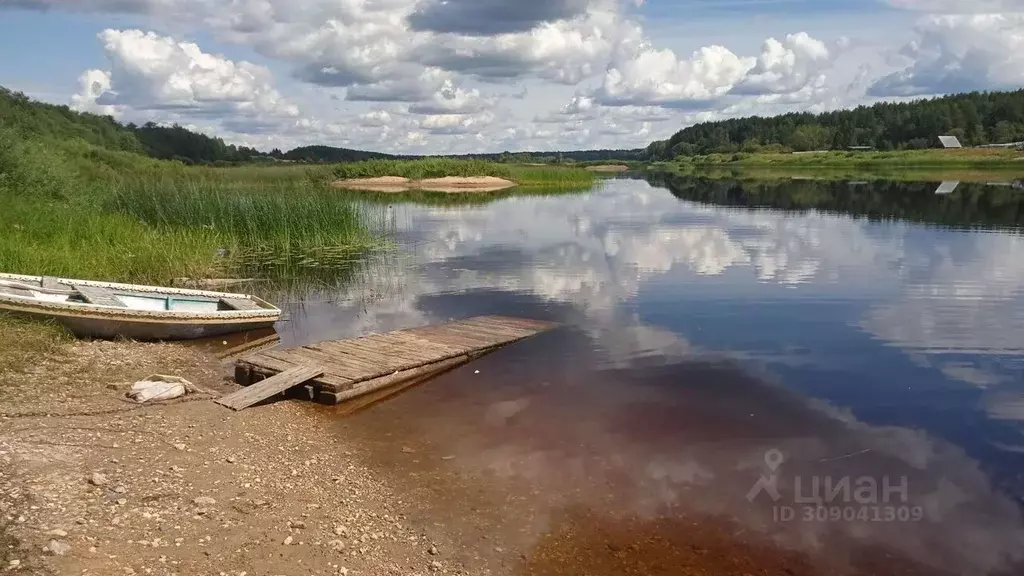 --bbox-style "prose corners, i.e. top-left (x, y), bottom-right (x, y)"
top-left (230, 315), bottom-right (557, 406)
